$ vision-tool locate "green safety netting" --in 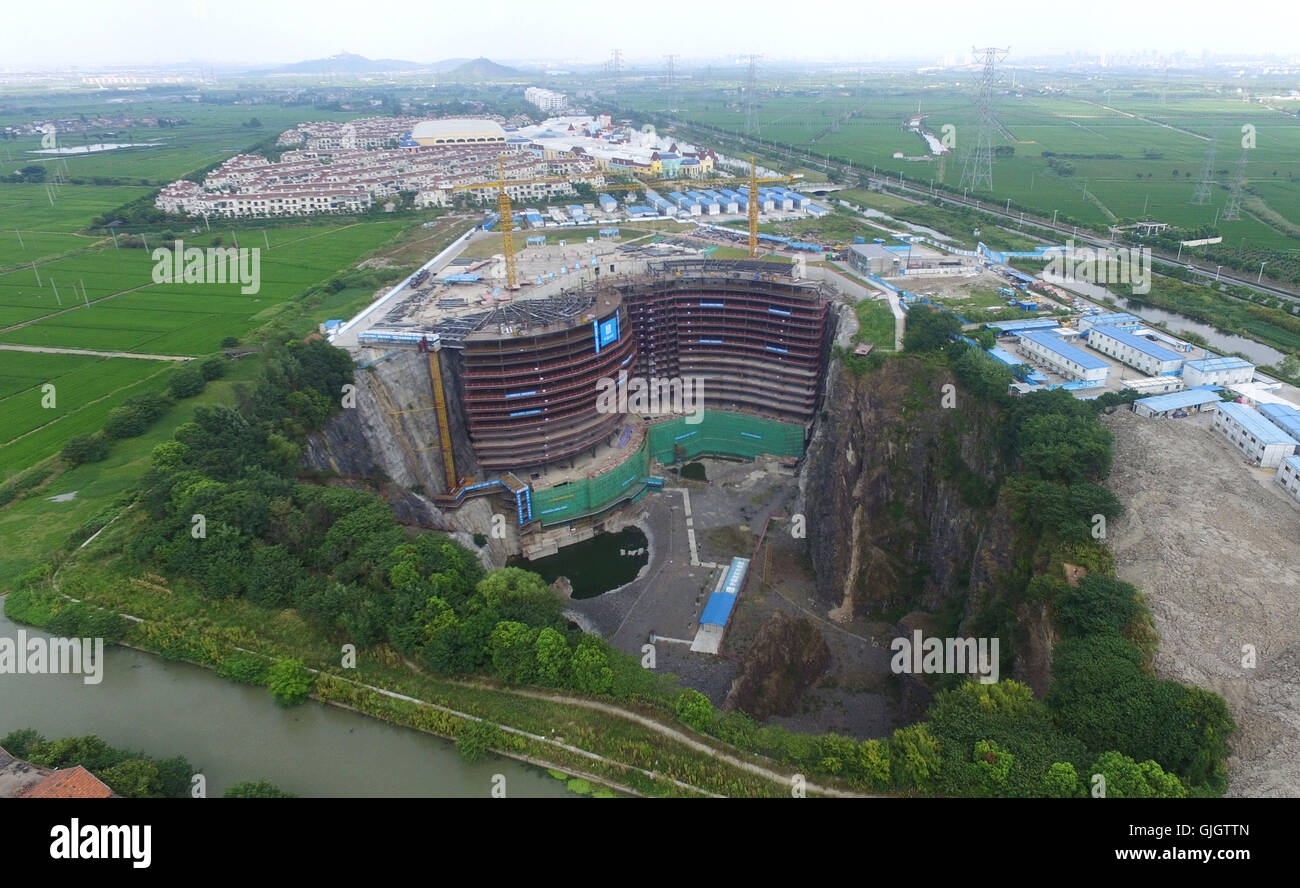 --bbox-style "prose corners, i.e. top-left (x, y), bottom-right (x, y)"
top-left (530, 411), bottom-right (804, 526)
